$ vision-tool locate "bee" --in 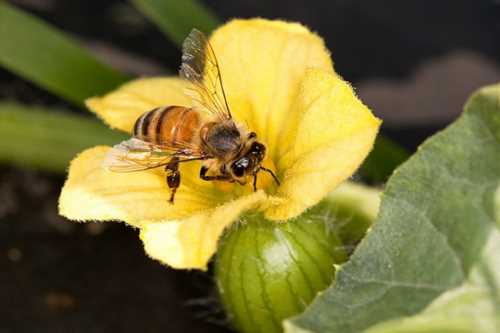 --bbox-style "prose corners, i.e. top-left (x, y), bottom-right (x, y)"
top-left (104, 29), bottom-right (279, 203)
